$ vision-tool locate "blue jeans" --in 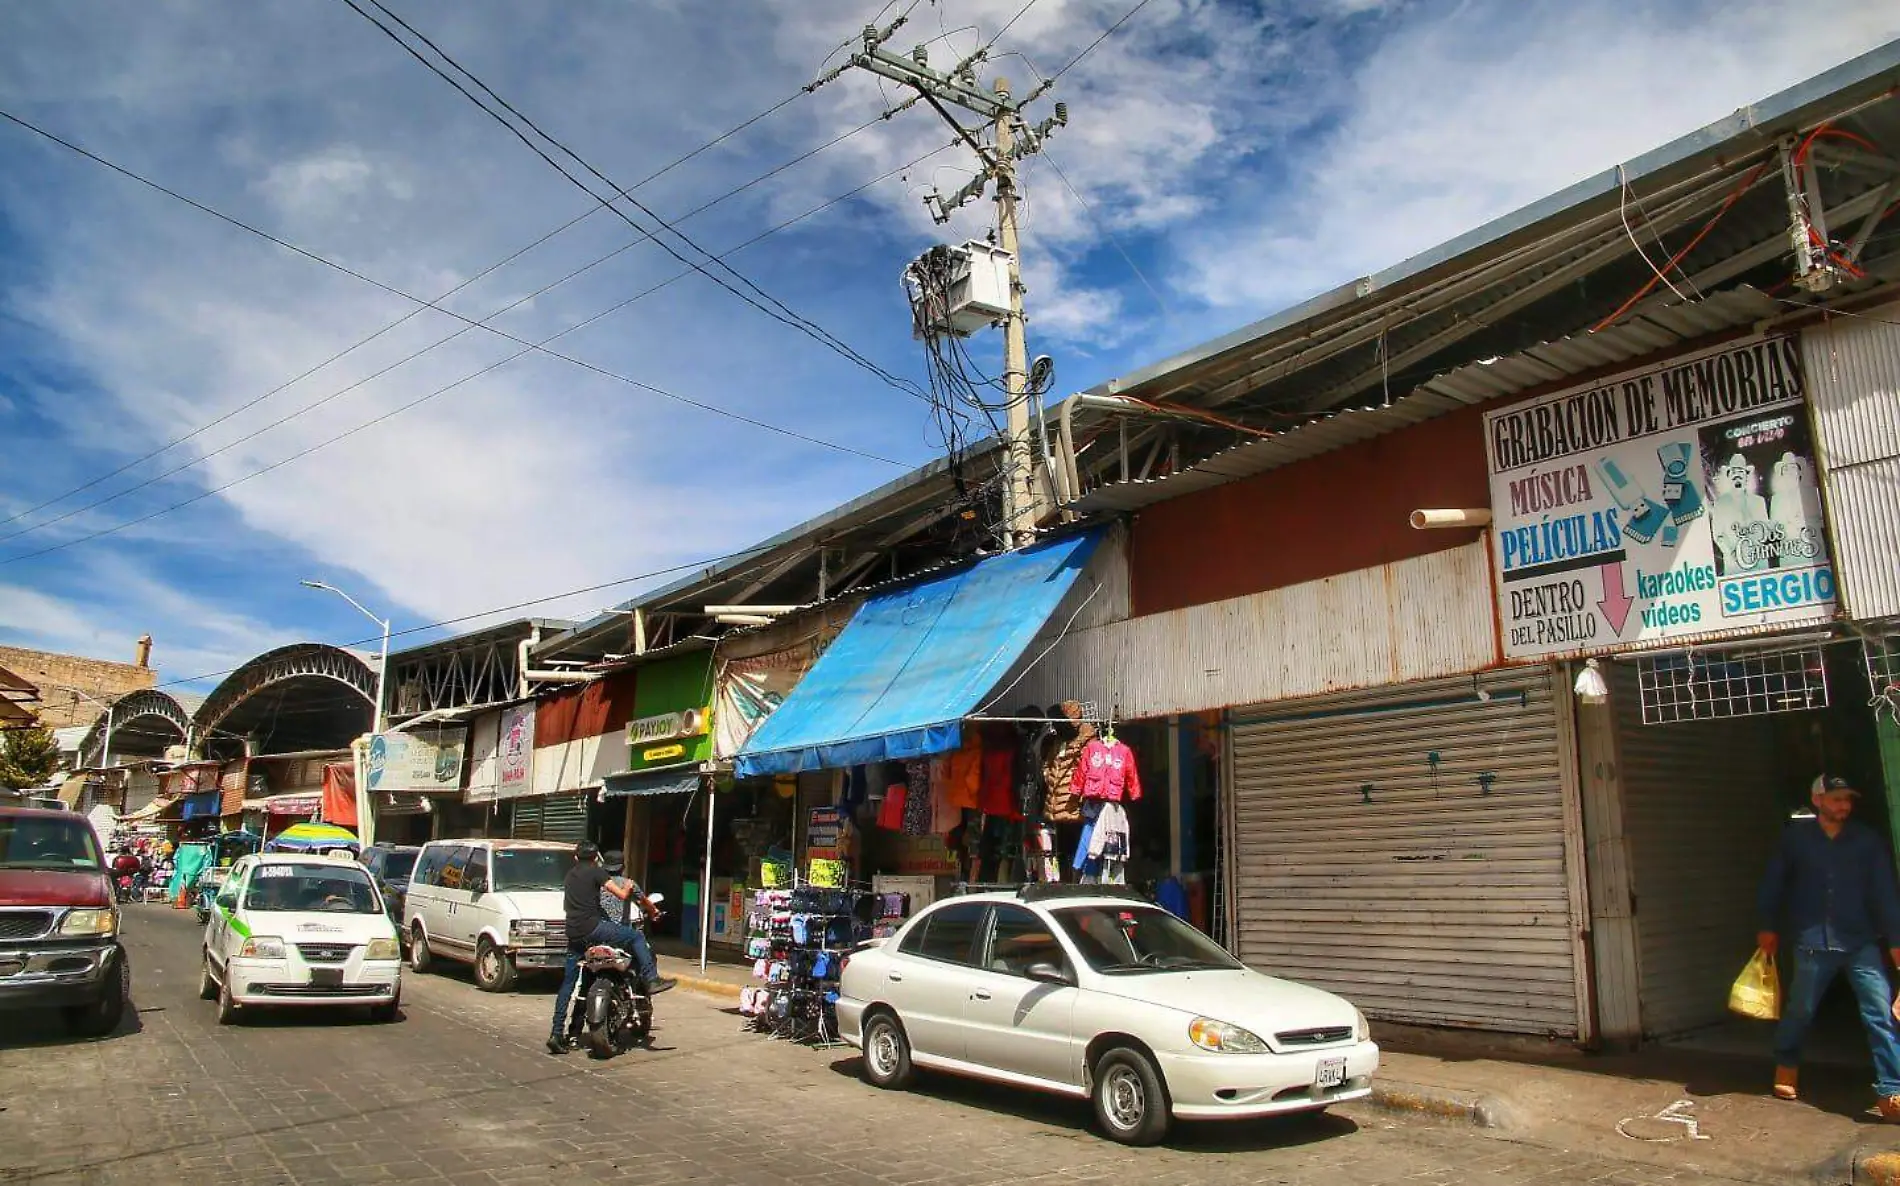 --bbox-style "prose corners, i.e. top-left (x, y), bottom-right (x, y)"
top-left (1773, 944), bottom-right (1900, 1097)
